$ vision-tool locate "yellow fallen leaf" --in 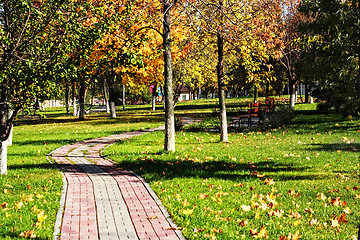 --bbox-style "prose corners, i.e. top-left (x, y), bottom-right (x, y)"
top-left (182, 209), bottom-right (194, 215)
top-left (36, 194), bottom-right (43, 199)
top-left (241, 205), bottom-right (251, 212)
top-left (309, 219), bottom-right (318, 227)
top-left (37, 211), bottom-right (47, 222)
top-left (331, 217), bottom-right (340, 228)
top-left (317, 193), bottom-right (327, 201)
top-left (264, 178), bottom-right (275, 186)
top-left (19, 229), bottom-right (36, 239)
top-left (14, 201), bottom-right (23, 210)
top-left (199, 193), bottom-right (208, 200)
